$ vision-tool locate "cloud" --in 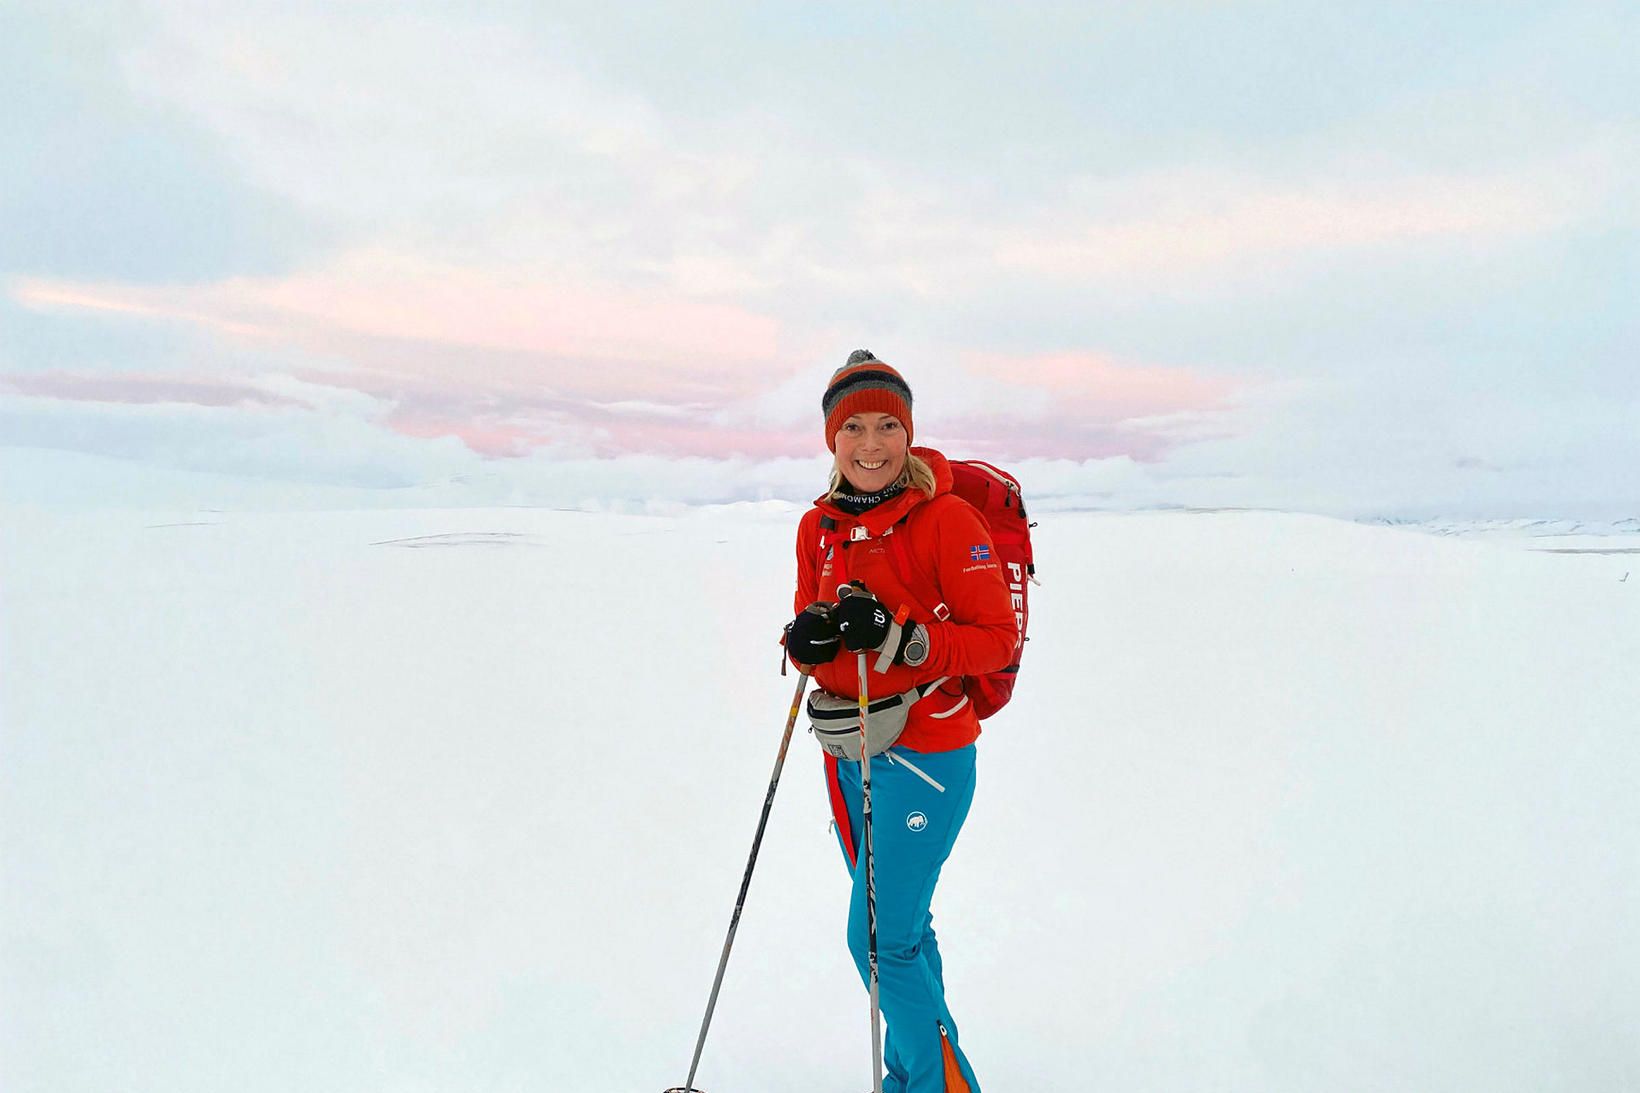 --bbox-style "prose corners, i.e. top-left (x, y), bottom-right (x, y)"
top-left (115, 4), bottom-right (813, 296)
top-left (12, 255), bottom-right (782, 393)
top-left (0, 384), bottom-right (833, 509)
top-left (10, 252), bottom-right (793, 463)
top-left (832, 146), bottom-right (1624, 306)
top-left (1, 371), bottom-right (310, 409)
top-left (13, 266), bottom-right (1242, 463)
top-left (91, 0), bottom-right (1632, 374)
top-left (4, 3), bottom-right (1632, 518)
top-left (2, 343), bottom-right (1240, 473)
top-left (8, 366), bottom-right (1635, 520)
top-left (0, 4), bottom-right (315, 283)
top-left (1142, 376), bottom-right (1640, 519)
top-left (996, 170), bottom-right (1561, 278)
top-left (11, 281), bottom-right (266, 337)
top-left (120, 9), bottom-right (656, 227)
top-left (0, 386), bottom-right (469, 490)
top-left (960, 350), bottom-right (1238, 422)
top-left (899, 350), bottom-right (1243, 462)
